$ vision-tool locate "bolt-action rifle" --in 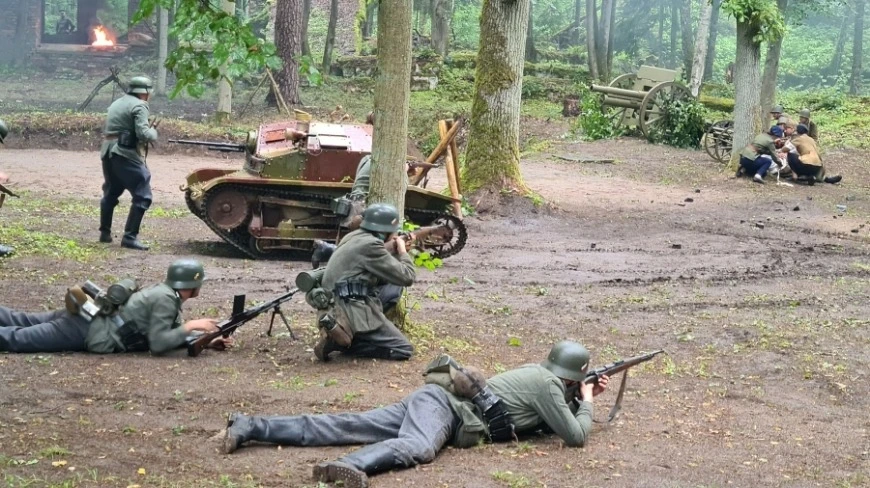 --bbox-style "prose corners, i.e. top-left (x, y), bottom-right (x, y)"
top-left (168, 139), bottom-right (246, 153)
top-left (0, 181), bottom-right (18, 209)
top-left (566, 349), bottom-right (666, 423)
top-left (384, 225), bottom-right (452, 254)
top-left (187, 289), bottom-right (299, 357)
